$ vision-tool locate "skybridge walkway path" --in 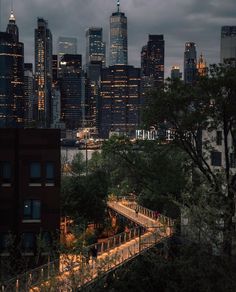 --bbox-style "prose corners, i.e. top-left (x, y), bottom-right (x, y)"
top-left (3, 199), bottom-right (174, 292)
